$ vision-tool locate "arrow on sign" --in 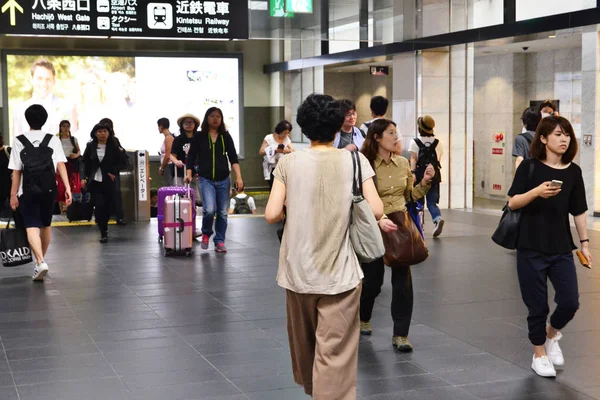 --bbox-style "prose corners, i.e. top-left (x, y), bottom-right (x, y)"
top-left (1, 0), bottom-right (23, 26)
